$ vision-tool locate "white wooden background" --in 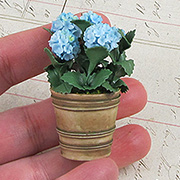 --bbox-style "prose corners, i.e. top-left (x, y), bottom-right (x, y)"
top-left (0, 0), bottom-right (180, 179)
